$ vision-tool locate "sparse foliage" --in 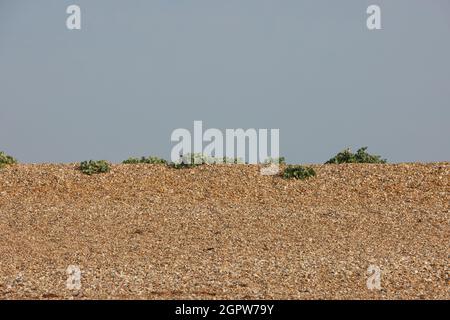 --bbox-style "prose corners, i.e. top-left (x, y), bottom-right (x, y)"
top-left (325, 147), bottom-right (386, 164)
top-left (283, 165), bottom-right (316, 180)
top-left (79, 160), bottom-right (110, 175)
top-left (122, 156), bottom-right (167, 164)
top-left (264, 157), bottom-right (286, 165)
top-left (168, 153), bottom-right (208, 169)
top-left (222, 156), bottom-right (245, 164)
top-left (0, 151), bottom-right (17, 168)
top-left (169, 153), bottom-right (244, 169)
